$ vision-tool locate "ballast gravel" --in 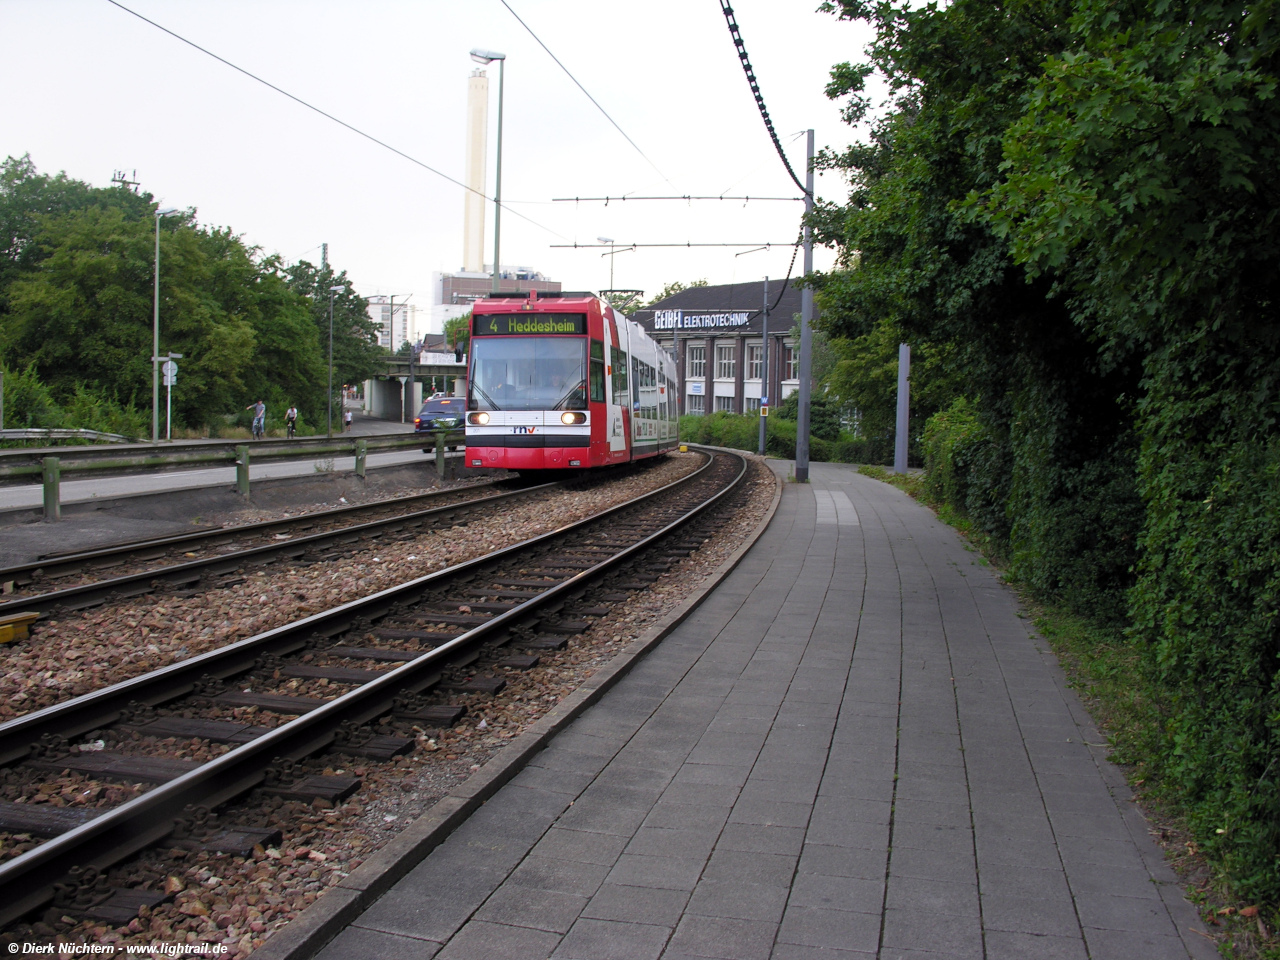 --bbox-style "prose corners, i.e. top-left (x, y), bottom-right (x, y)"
top-left (0, 457), bottom-right (702, 722)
